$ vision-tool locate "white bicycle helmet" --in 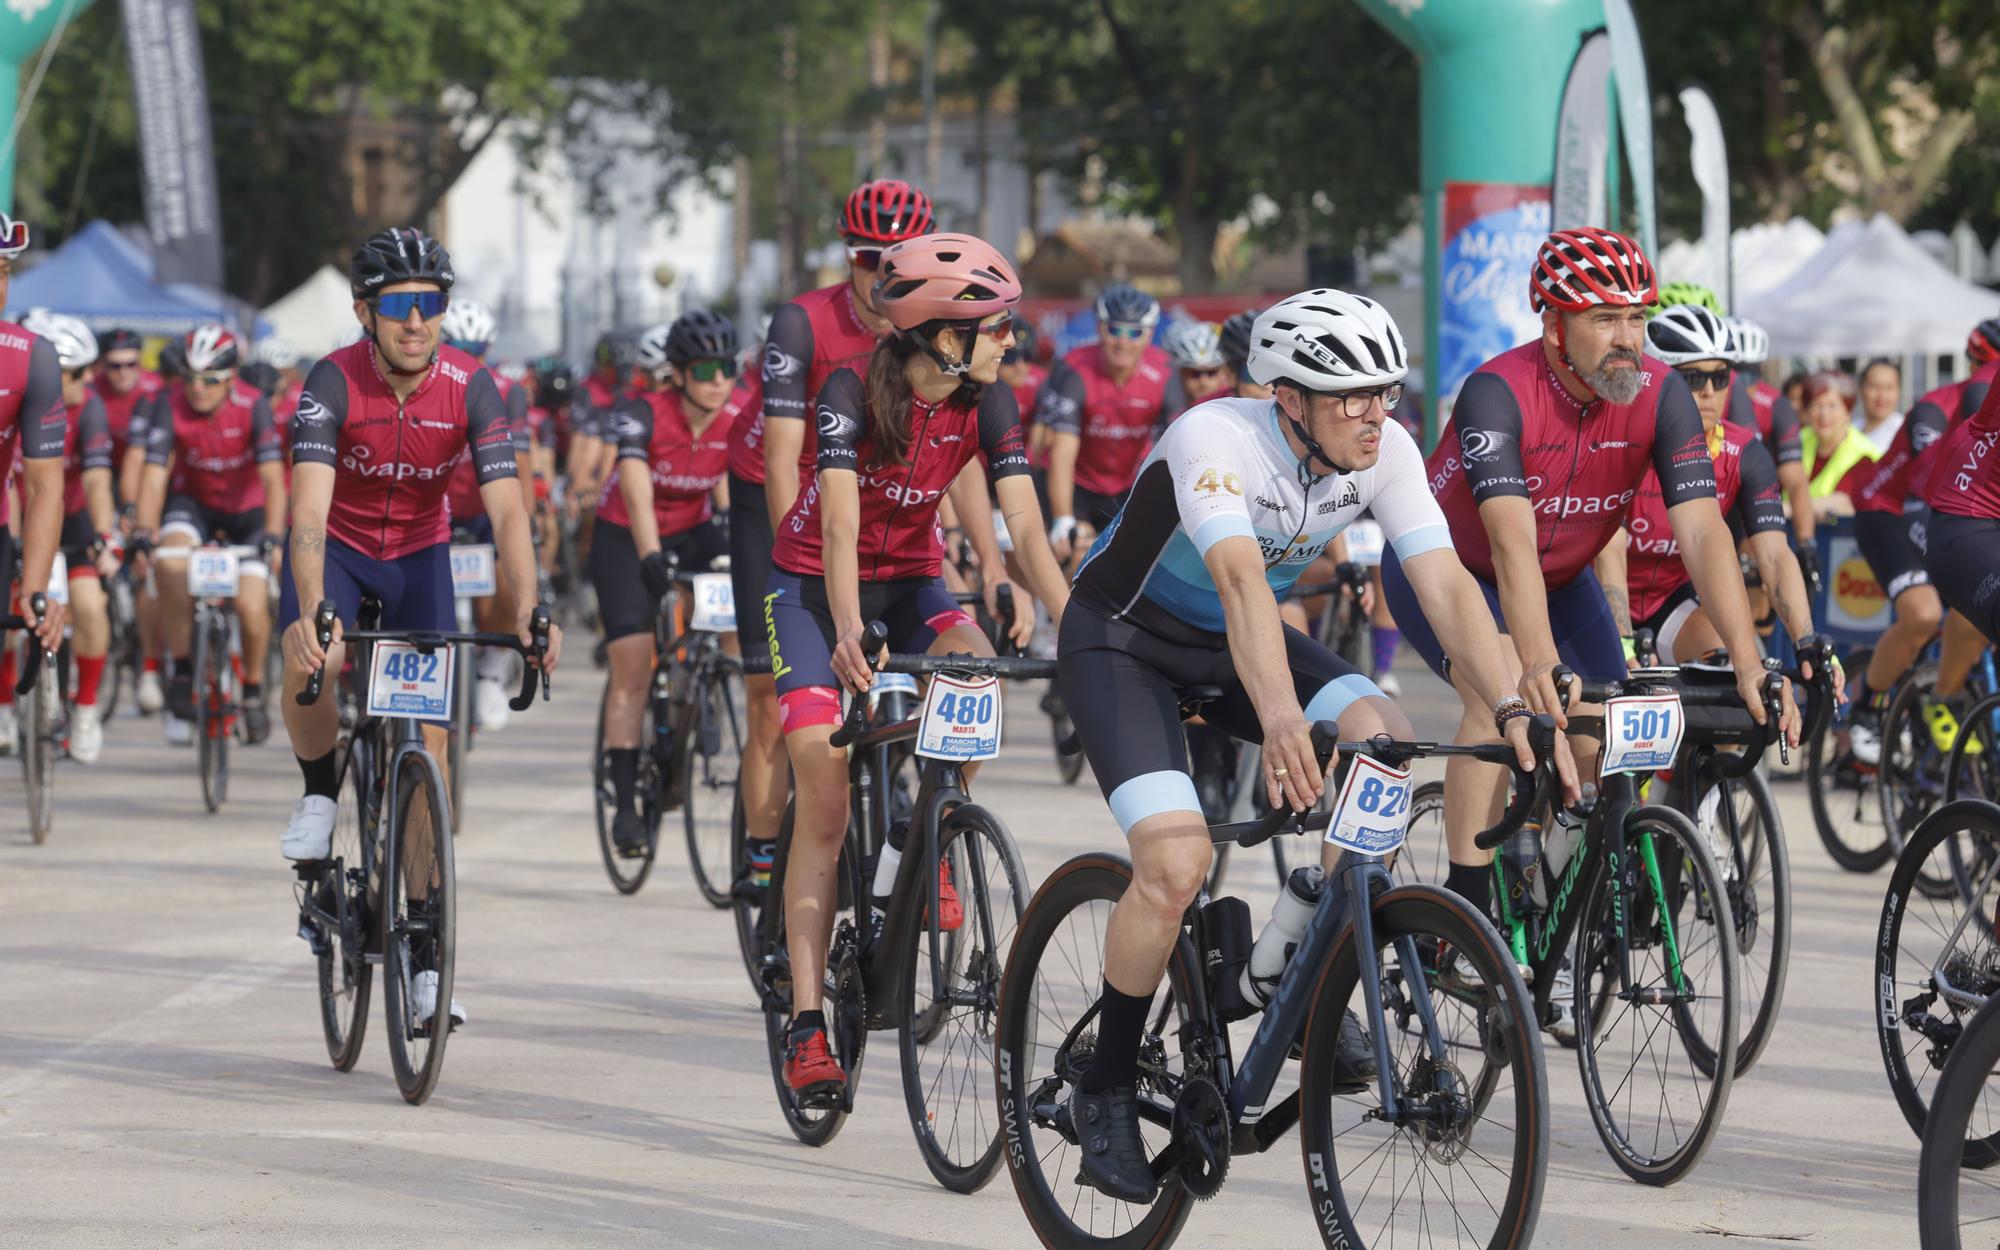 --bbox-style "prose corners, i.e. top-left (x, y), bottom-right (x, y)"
top-left (1646, 304), bottom-right (1733, 366)
top-left (440, 299), bottom-right (496, 349)
top-left (1246, 290), bottom-right (1408, 392)
top-left (1724, 315), bottom-right (1770, 366)
top-left (184, 322), bottom-right (241, 372)
top-left (1162, 319), bottom-right (1225, 371)
top-left (22, 309), bottom-right (97, 371)
top-left (252, 335), bottom-right (301, 370)
top-left (634, 322), bottom-right (673, 373)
